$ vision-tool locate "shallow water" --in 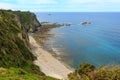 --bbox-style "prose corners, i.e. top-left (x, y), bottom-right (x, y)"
top-left (36, 12), bottom-right (120, 68)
